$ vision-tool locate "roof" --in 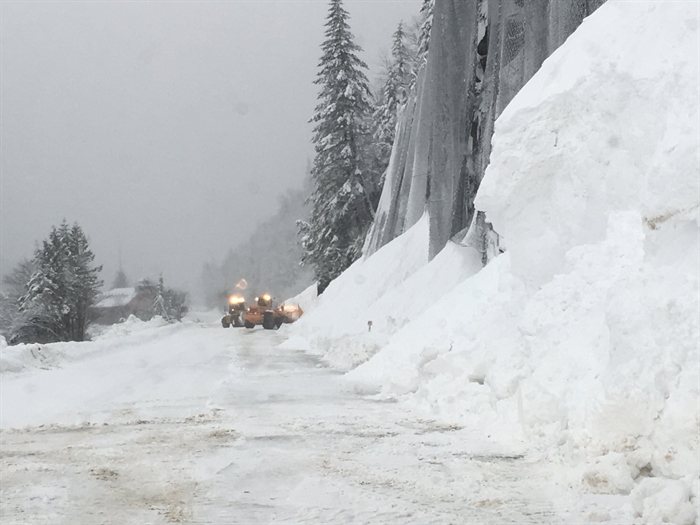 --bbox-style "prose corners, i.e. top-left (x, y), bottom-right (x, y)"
top-left (96, 287), bottom-right (137, 308)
